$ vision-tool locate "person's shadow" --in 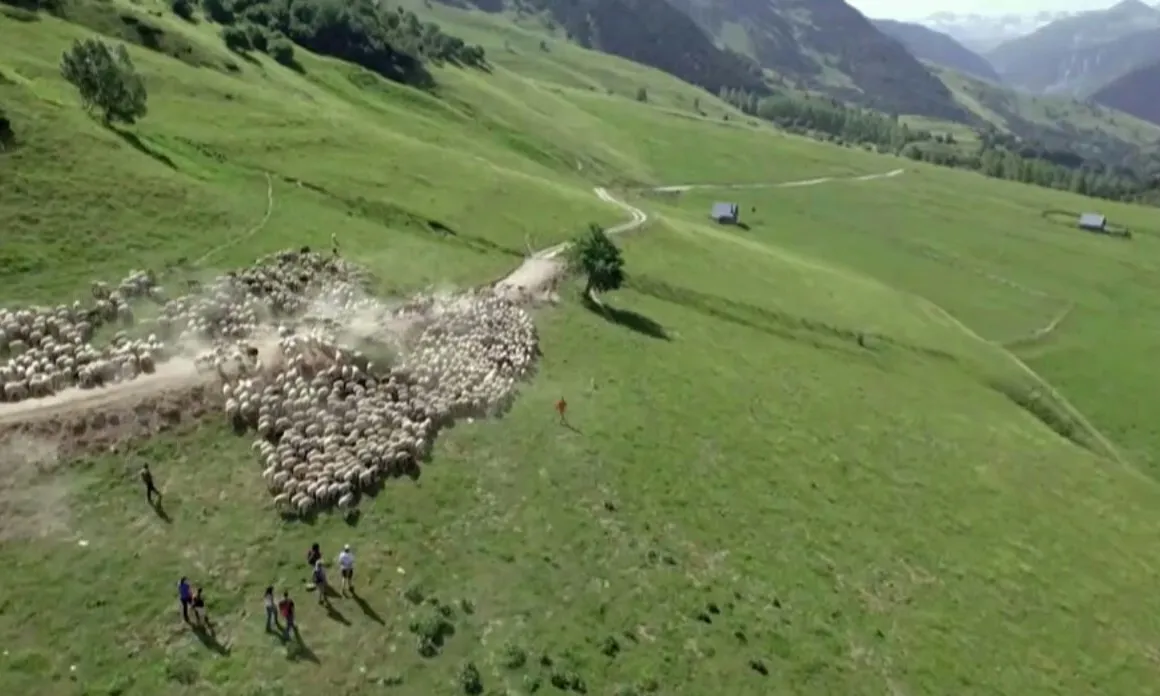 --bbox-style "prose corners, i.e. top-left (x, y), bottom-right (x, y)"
top-left (351, 592), bottom-right (385, 624)
top-left (285, 629), bottom-right (319, 663)
top-left (151, 498), bottom-right (172, 524)
top-left (324, 602), bottom-right (350, 625)
top-left (191, 623), bottom-right (229, 655)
